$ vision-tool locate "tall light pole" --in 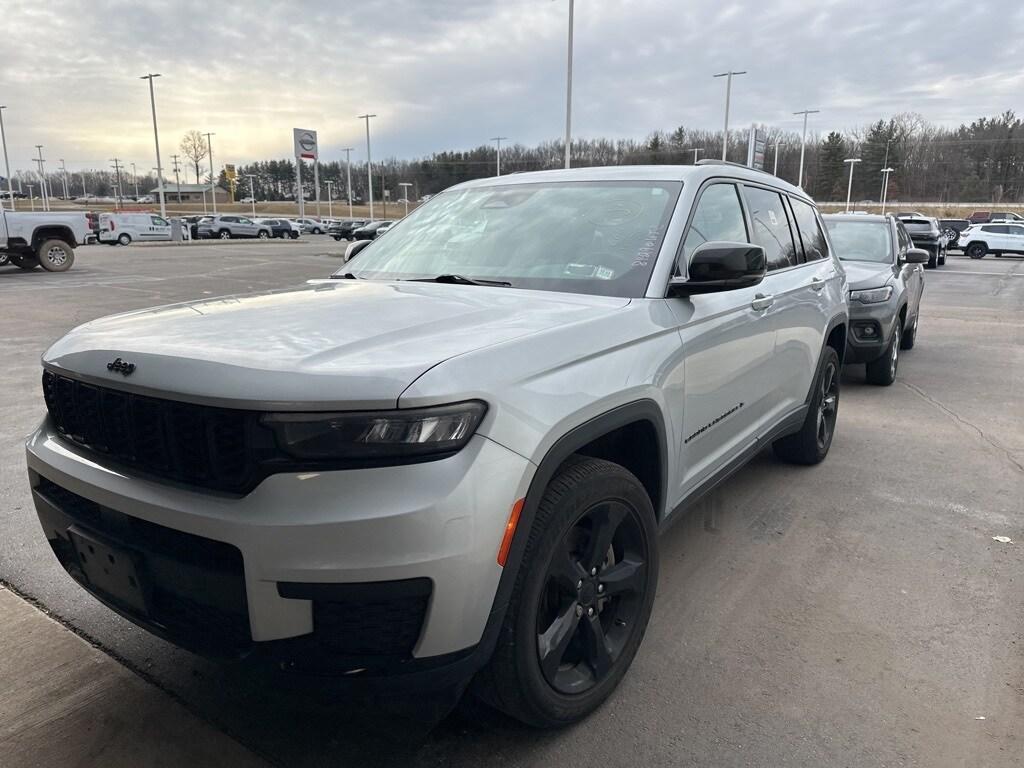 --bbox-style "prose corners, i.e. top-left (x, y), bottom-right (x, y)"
top-left (245, 174), bottom-right (257, 217)
top-left (713, 70), bottom-right (746, 161)
top-left (204, 132), bottom-right (216, 213)
top-left (358, 114), bottom-right (376, 219)
top-left (0, 106), bottom-right (13, 210)
top-left (880, 167), bottom-right (895, 214)
top-left (879, 138), bottom-right (892, 204)
top-left (399, 182), bottom-right (412, 216)
top-left (689, 147), bottom-right (704, 164)
top-left (79, 173), bottom-right (87, 199)
top-left (141, 74), bottom-right (167, 218)
top-left (341, 147), bottom-right (354, 217)
top-left (27, 183), bottom-right (34, 211)
top-left (773, 138), bottom-right (782, 176)
top-left (34, 145), bottom-right (49, 211)
top-left (325, 180), bottom-right (334, 217)
top-left (793, 108), bottom-right (819, 189)
top-left (844, 158), bottom-right (862, 212)
top-left (490, 136), bottom-right (509, 176)
top-left (59, 159), bottom-right (70, 200)
top-left (563, 0), bottom-right (574, 169)
top-left (131, 162), bottom-right (140, 199)
top-left (170, 153), bottom-right (182, 202)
